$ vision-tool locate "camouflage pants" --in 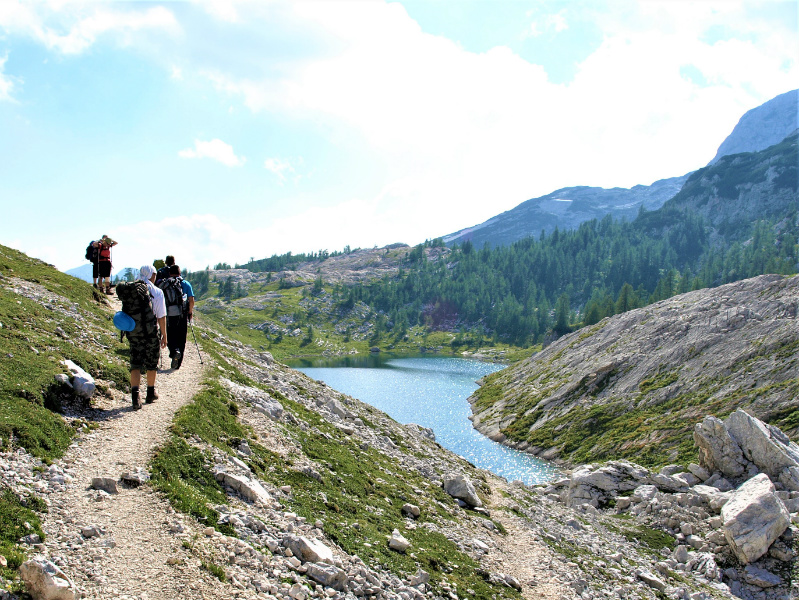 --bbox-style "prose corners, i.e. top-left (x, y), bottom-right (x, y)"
top-left (128, 329), bottom-right (160, 371)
